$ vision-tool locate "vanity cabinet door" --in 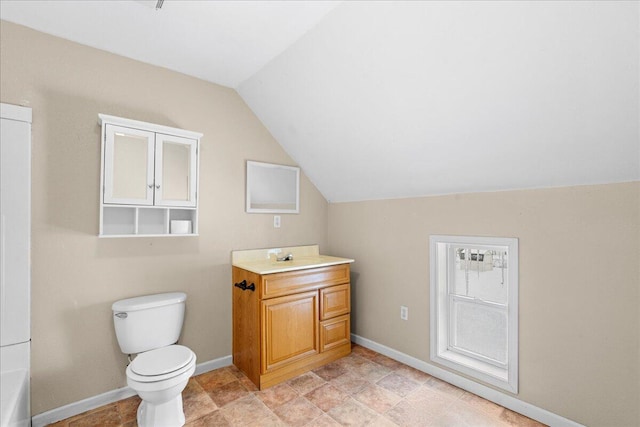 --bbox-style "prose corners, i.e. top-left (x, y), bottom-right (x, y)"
top-left (103, 124), bottom-right (155, 205)
top-left (261, 291), bottom-right (319, 373)
top-left (154, 133), bottom-right (197, 207)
